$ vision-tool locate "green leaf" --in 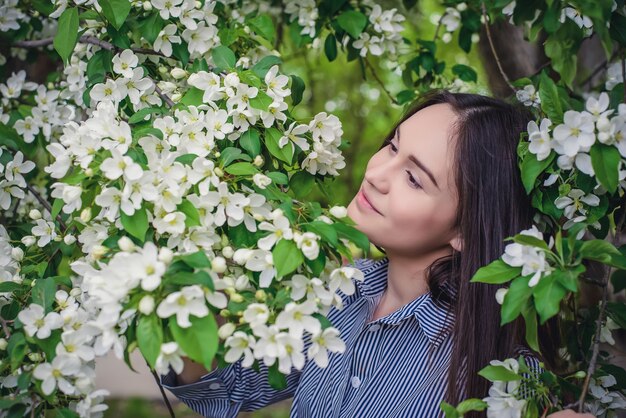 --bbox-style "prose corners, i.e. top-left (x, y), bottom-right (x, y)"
top-left (31, 278), bottom-right (56, 312)
top-left (139, 12), bottom-right (164, 44)
top-left (99, 0), bottom-right (132, 30)
top-left (86, 49), bottom-right (112, 86)
top-left (137, 315), bottom-right (163, 368)
top-left (179, 250), bottom-right (211, 269)
top-left (521, 302), bottom-right (540, 352)
top-left (439, 402), bottom-right (460, 418)
top-left (0, 282), bottom-right (21, 293)
top-left (272, 239), bottom-right (304, 278)
top-left (579, 239), bottom-right (622, 264)
top-left (56, 408), bottom-right (80, 418)
top-left (180, 87), bottom-right (204, 106)
top-left (611, 269), bottom-right (626, 293)
top-left (337, 10), bottom-right (368, 39)
top-left (51, 198), bottom-right (64, 219)
top-left (128, 107), bottom-right (165, 124)
top-left (248, 14), bottom-right (275, 43)
top-left (513, 234), bottom-right (549, 251)
top-left (451, 64), bottom-right (477, 82)
top-left (220, 147), bottom-right (248, 166)
top-left (212, 46), bottom-right (236, 70)
top-left (501, 276), bottom-right (534, 325)
top-left (333, 222), bottom-right (370, 254)
top-left (53, 7), bottom-right (79, 64)
top-left (533, 273), bottom-right (567, 324)
top-left (590, 143), bottom-right (620, 194)
top-left (265, 128), bottom-right (293, 164)
top-left (289, 171), bottom-right (315, 199)
top-left (302, 221), bottom-right (338, 246)
top-left (249, 91), bottom-right (273, 111)
top-left (521, 152), bottom-right (554, 194)
top-left (607, 302), bottom-right (626, 329)
top-left (178, 199), bottom-right (201, 227)
top-left (471, 259), bottom-right (521, 284)
top-left (251, 55), bottom-right (281, 78)
top-left (170, 314), bottom-right (218, 369)
top-left (224, 162), bottom-right (259, 176)
top-left (478, 365), bottom-right (521, 382)
top-left (121, 207), bottom-right (148, 242)
top-left (268, 362), bottom-right (288, 390)
top-left (553, 265), bottom-right (585, 293)
top-left (240, 129), bottom-right (261, 157)
top-left (166, 270), bottom-right (214, 290)
top-left (610, 12), bottom-right (626, 47)
top-left (539, 71), bottom-right (563, 123)
top-left (266, 171), bottom-right (288, 185)
top-left (7, 333), bottom-right (26, 371)
top-left (456, 399), bottom-right (488, 414)
top-left (324, 34), bottom-right (338, 62)
top-left (290, 75), bottom-right (305, 106)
